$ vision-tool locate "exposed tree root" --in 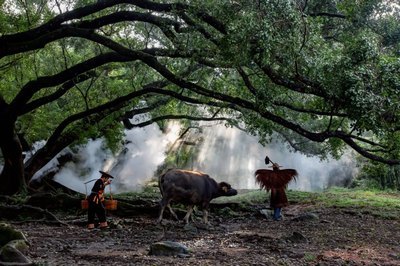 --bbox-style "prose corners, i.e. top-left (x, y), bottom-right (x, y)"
top-left (0, 204), bottom-right (68, 226)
